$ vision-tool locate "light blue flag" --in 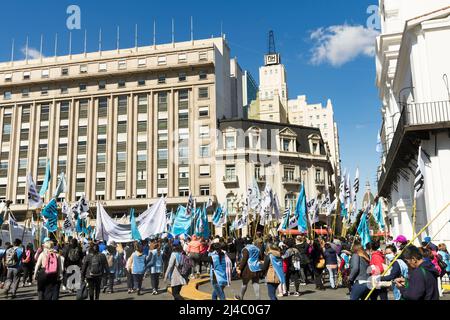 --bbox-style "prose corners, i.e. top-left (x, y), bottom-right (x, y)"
top-left (195, 205), bottom-right (209, 239)
top-left (340, 202), bottom-right (348, 218)
top-left (202, 205), bottom-right (210, 239)
top-left (357, 207), bottom-right (372, 249)
top-left (212, 206), bottom-right (222, 226)
top-left (294, 184), bottom-right (308, 233)
top-left (172, 206), bottom-right (192, 236)
top-left (39, 160), bottom-right (51, 197)
top-left (41, 198), bottom-right (58, 233)
top-left (130, 208), bottom-right (142, 241)
top-left (373, 201), bottom-right (385, 231)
